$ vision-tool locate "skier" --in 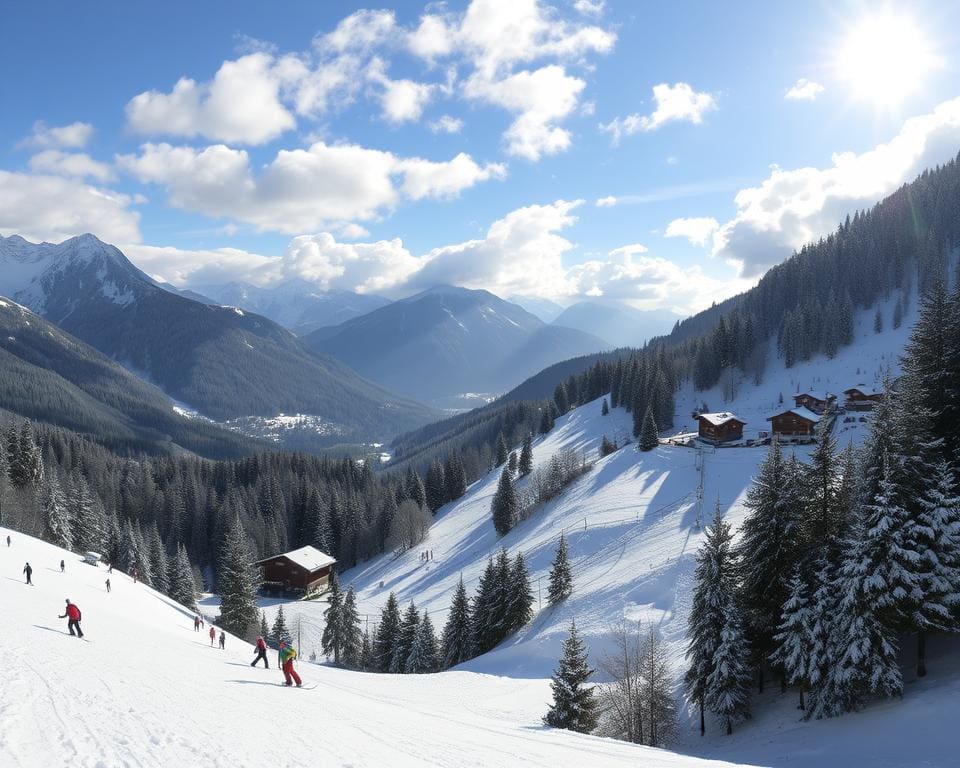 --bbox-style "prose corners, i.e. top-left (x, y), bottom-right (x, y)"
top-left (132, 567), bottom-right (139, 584)
top-left (59, 599), bottom-right (84, 638)
top-left (251, 635), bottom-right (269, 668)
top-left (105, 578), bottom-right (111, 593)
top-left (5, 535), bottom-right (9, 547)
top-left (278, 638), bottom-right (302, 687)
top-left (218, 630), bottom-right (225, 650)
top-left (60, 559), bottom-right (65, 573)
top-left (209, 626), bottom-right (216, 647)
top-left (194, 615), bottom-right (201, 632)
top-left (23, 562), bottom-right (32, 585)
